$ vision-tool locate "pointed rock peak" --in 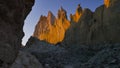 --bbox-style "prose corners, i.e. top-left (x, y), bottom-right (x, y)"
top-left (76, 4), bottom-right (82, 13)
top-left (47, 11), bottom-right (56, 25)
top-left (39, 15), bottom-right (47, 21)
top-left (57, 6), bottom-right (67, 19)
top-left (48, 11), bottom-right (54, 17)
top-left (60, 6), bottom-right (64, 11)
top-left (59, 6), bottom-right (67, 13)
top-left (70, 4), bottom-right (83, 22)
